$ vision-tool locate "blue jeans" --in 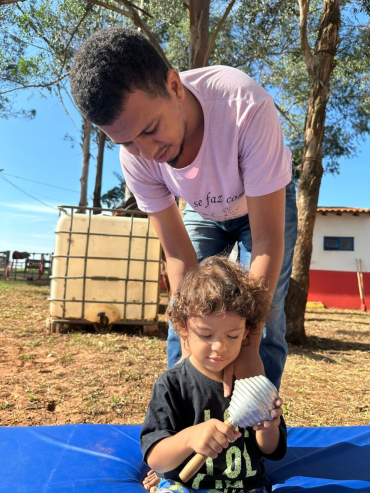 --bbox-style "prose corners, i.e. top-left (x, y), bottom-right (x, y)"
top-left (167, 181), bottom-right (298, 390)
top-left (156, 478), bottom-right (268, 492)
